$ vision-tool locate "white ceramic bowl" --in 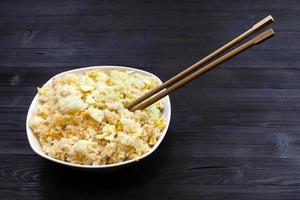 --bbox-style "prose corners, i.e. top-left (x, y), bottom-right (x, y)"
top-left (26, 66), bottom-right (171, 169)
